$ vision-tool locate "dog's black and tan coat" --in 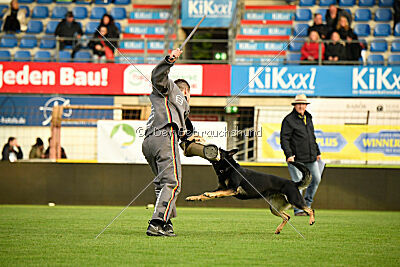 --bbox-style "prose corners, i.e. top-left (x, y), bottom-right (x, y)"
top-left (186, 149), bottom-right (315, 234)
